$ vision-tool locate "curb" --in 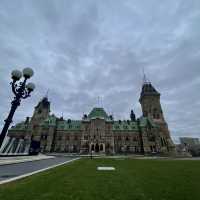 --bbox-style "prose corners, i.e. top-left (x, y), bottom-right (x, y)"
top-left (0, 157), bottom-right (80, 185)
